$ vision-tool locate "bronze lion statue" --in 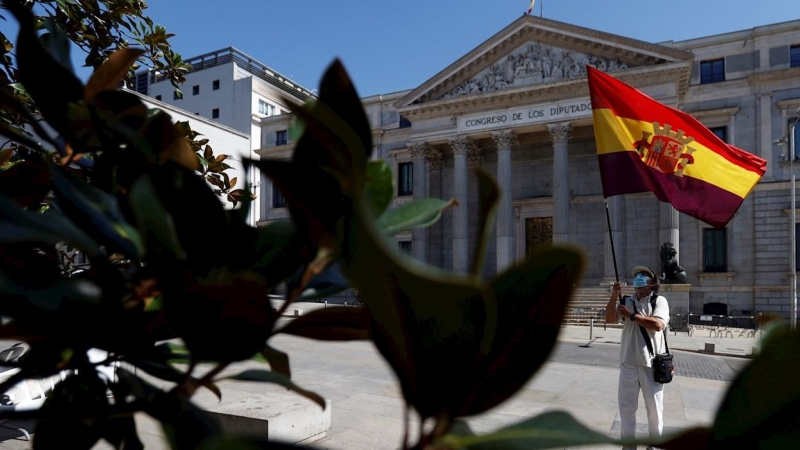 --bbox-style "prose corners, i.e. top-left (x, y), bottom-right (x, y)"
top-left (660, 242), bottom-right (687, 283)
